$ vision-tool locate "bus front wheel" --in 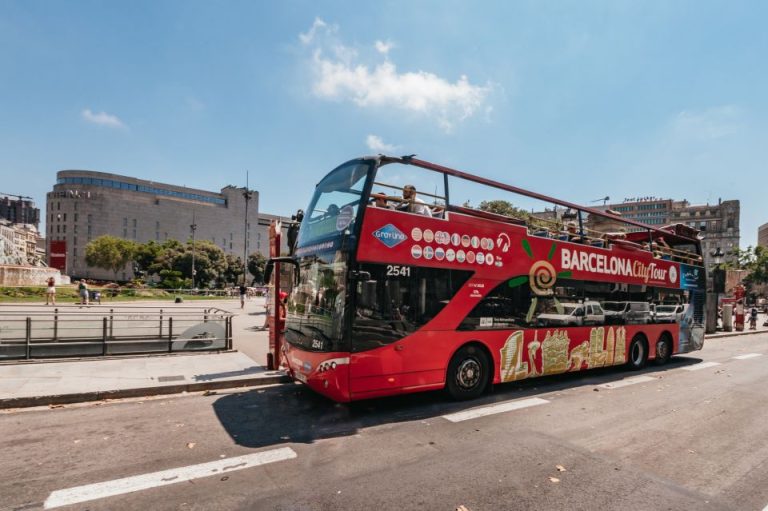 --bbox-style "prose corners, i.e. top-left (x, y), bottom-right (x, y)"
top-left (627, 335), bottom-right (648, 371)
top-left (446, 344), bottom-right (490, 400)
